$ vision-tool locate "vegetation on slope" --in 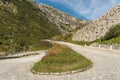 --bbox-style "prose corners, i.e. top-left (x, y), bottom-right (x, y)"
top-left (102, 24), bottom-right (120, 40)
top-left (100, 37), bottom-right (120, 44)
top-left (0, 0), bottom-right (60, 54)
top-left (100, 24), bottom-right (120, 44)
top-left (32, 44), bottom-right (92, 73)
